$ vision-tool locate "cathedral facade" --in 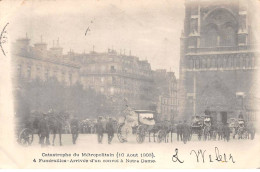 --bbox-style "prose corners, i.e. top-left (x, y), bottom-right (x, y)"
top-left (179, 0), bottom-right (259, 122)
